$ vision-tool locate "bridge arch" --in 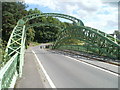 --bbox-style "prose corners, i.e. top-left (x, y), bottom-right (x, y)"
top-left (3, 13), bottom-right (85, 80)
top-left (21, 13), bottom-right (84, 26)
top-left (5, 12), bottom-right (120, 60)
top-left (1, 12), bottom-right (120, 89)
top-left (25, 21), bottom-right (120, 59)
top-left (6, 13), bottom-right (84, 57)
top-left (53, 26), bottom-right (120, 59)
